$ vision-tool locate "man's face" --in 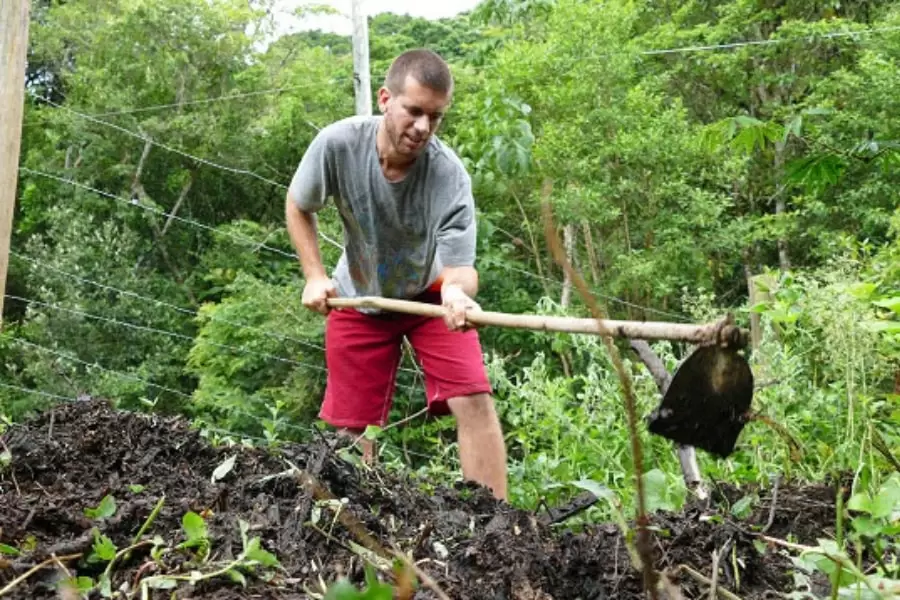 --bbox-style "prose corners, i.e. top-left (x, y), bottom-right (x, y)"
top-left (378, 74), bottom-right (451, 158)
